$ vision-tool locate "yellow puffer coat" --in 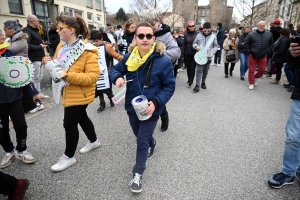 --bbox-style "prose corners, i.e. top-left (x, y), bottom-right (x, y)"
top-left (54, 42), bottom-right (100, 107)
